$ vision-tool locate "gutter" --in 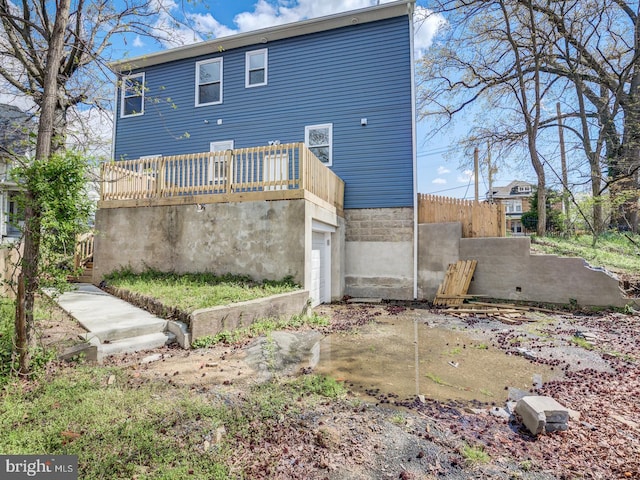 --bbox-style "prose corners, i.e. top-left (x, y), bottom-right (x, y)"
top-left (408, 2), bottom-right (418, 300)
